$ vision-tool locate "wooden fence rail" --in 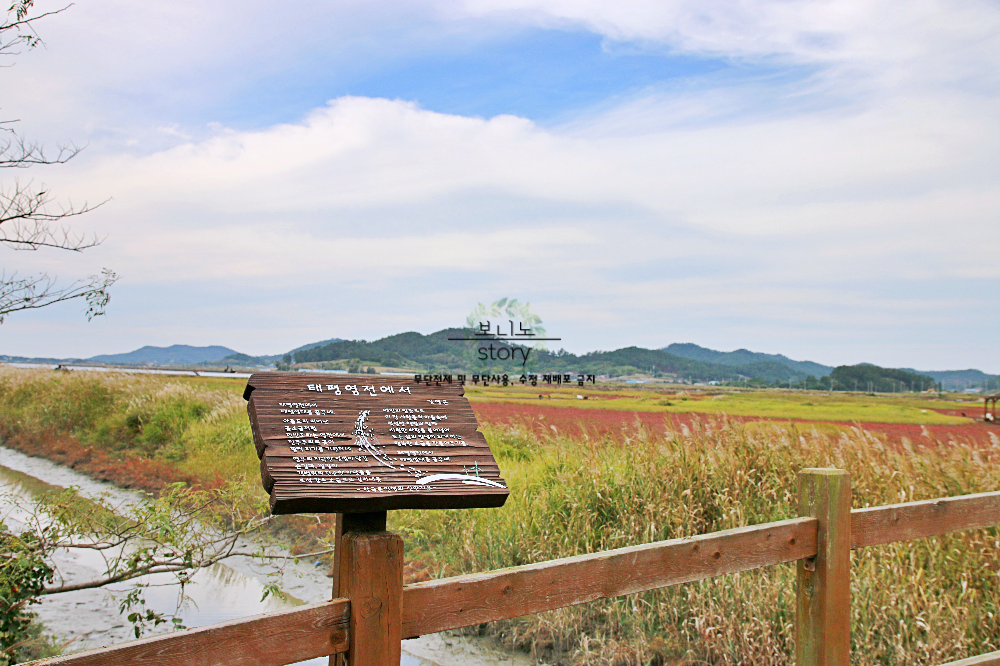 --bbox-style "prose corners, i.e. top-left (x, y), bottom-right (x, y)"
top-left (402, 516), bottom-right (815, 638)
top-left (938, 651), bottom-right (1000, 666)
top-left (31, 473), bottom-right (1000, 666)
top-left (851, 490), bottom-right (1000, 548)
top-left (29, 601), bottom-right (350, 666)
